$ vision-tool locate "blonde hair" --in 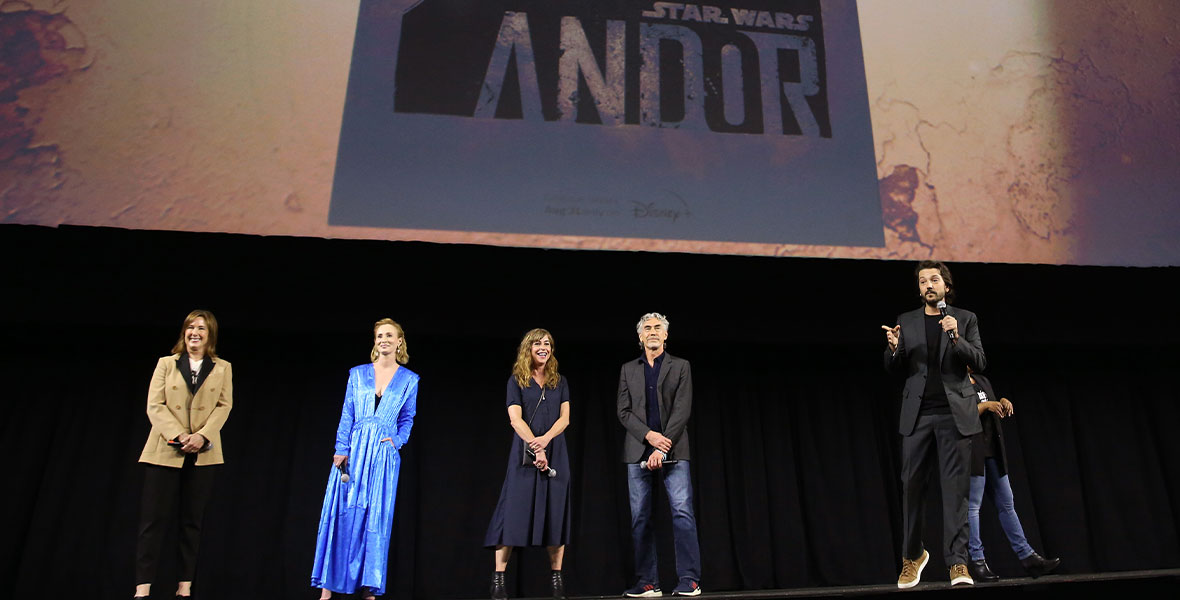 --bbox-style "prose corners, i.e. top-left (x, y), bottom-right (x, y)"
top-left (370, 318), bottom-right (409, 364)
top-left (512, 328), bottom-right (560, 389)
top-left (171, 309), bottom-right (218, 358)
